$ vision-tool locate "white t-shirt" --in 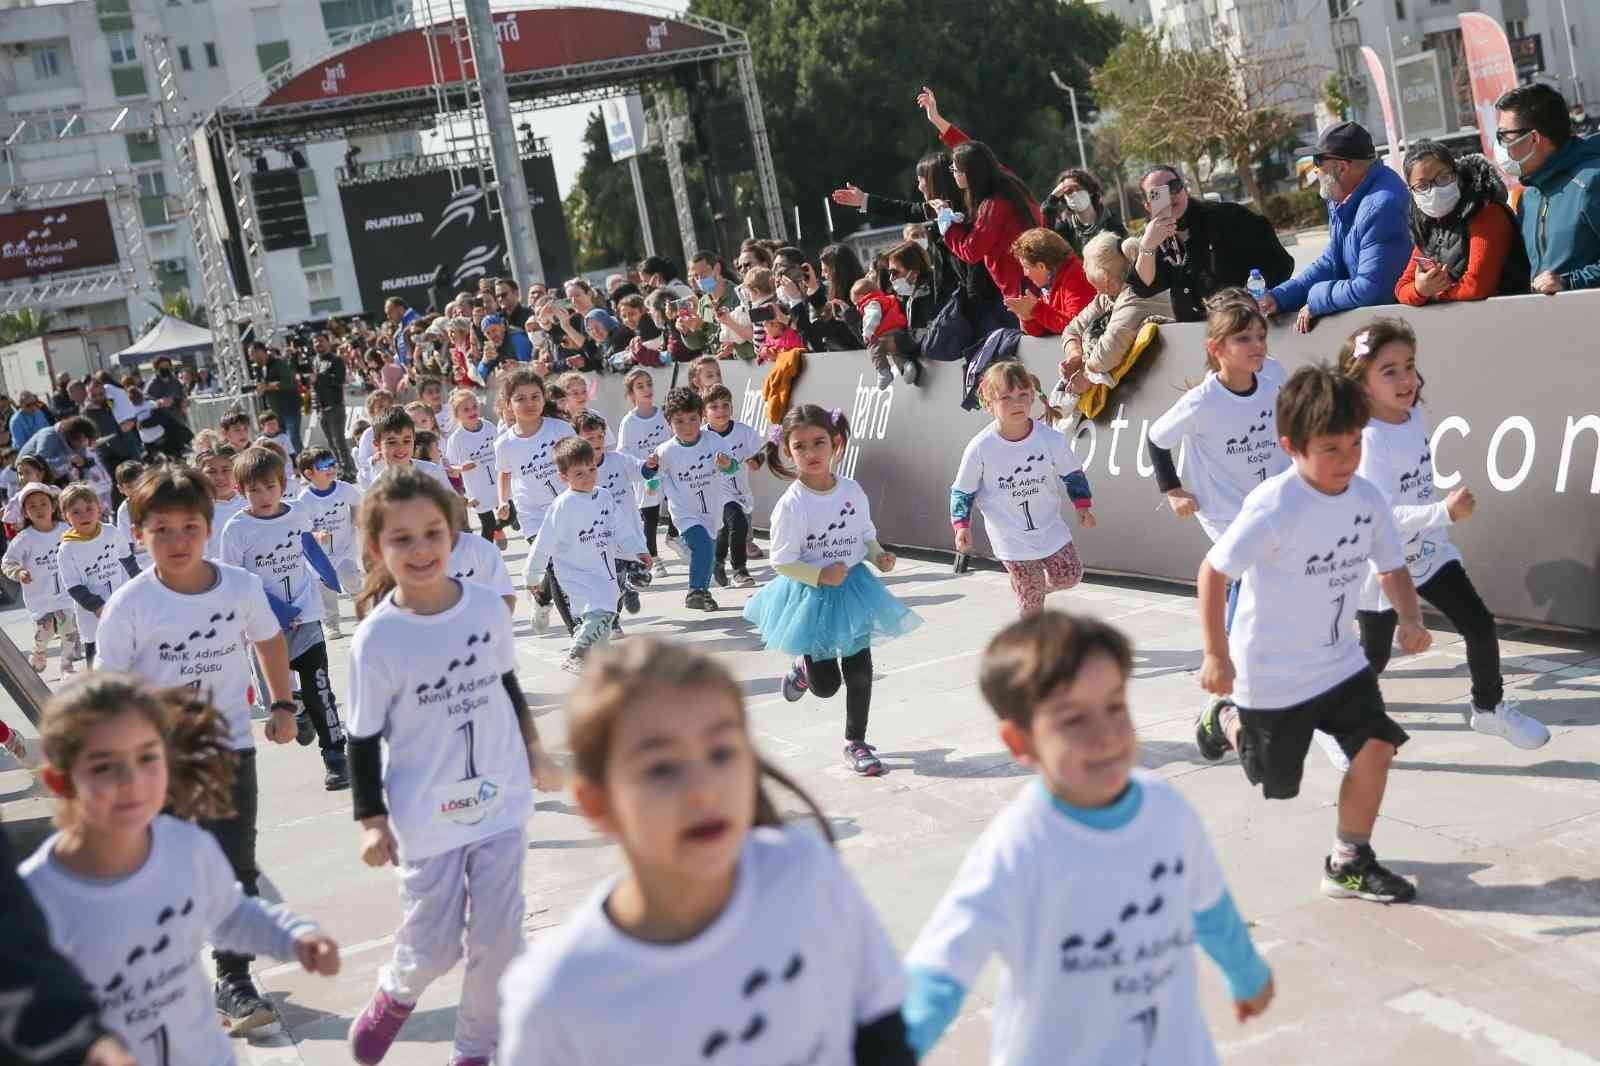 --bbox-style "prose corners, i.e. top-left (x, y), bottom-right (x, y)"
top-left (266, 430), bottom-right (295, 459)
top-left (2, 522), bottom-right (69, 619)
top-left (356, 425), bottom-right (377, 474)
top-left (220, 504), bottom-right (324, 626)
top-left (619, 407), bottom-right (670, 507)
top-left (446, 418), bottom-right (500, 511)
top-left (96, 564), bottom-right (281, 749)
top-left (500, 825), bottom-right (905, 1066)
top-left (1148, 359), bottom-right (1289, 543)
top-left (1206, 468), bottom-right (1403, 709)
top-left (494, 418), bottom-right (577, 531)
top-left (1357, 406), bottom-right (1459, 613)
top-left (202, 494), bottom-right (248, 561)
top-left (529, 487), bottom-right (645, 617)
top-left (596, 451), bottom-right (648, 545)
top-left (707, 420), bottom-right (764, 514)
top-left (653, 432), bottom-right (730, 537)
top-left (429, 402), bottom-right (456, 437)
top-left (56, 524), bottom-right (135, 642)
top-left (906, 773), bottom-right (1227, 1066)
top-left (448, 530), bottom-right (515, 600)
top-left (360, 457), bottom-right (453, 492)
top-left (952, 419), bottom-right (1085, 562)
top-left (769, 476), bottom-right (876, 570)
top-left (21, 815), bottom-right (315, 1066)
top-left (296, 481), bottom-right (364, 566)
top-left (115, 500), bottom-right (152, 570)
top-left (346, 579), bottom-right (532, 863)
